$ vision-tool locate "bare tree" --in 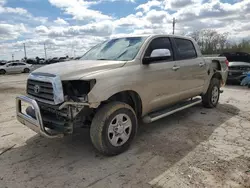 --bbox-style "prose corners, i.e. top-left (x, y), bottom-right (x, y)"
top-left (217, 32), bottom-right (228, 50)
top-left (188, 29), bottom-right (229, 54)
